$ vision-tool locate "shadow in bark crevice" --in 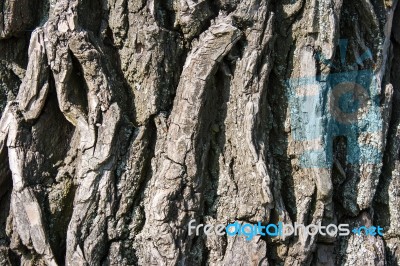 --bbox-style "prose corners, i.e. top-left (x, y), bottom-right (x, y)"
top-left (0, 146), bottom-right (17, 264)
top-left (187, 38), bottom-right (245, 264)
top-left (36, 72), bottom-right (76, 265)
top-left (374, 4), bottom-right (400, 265)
